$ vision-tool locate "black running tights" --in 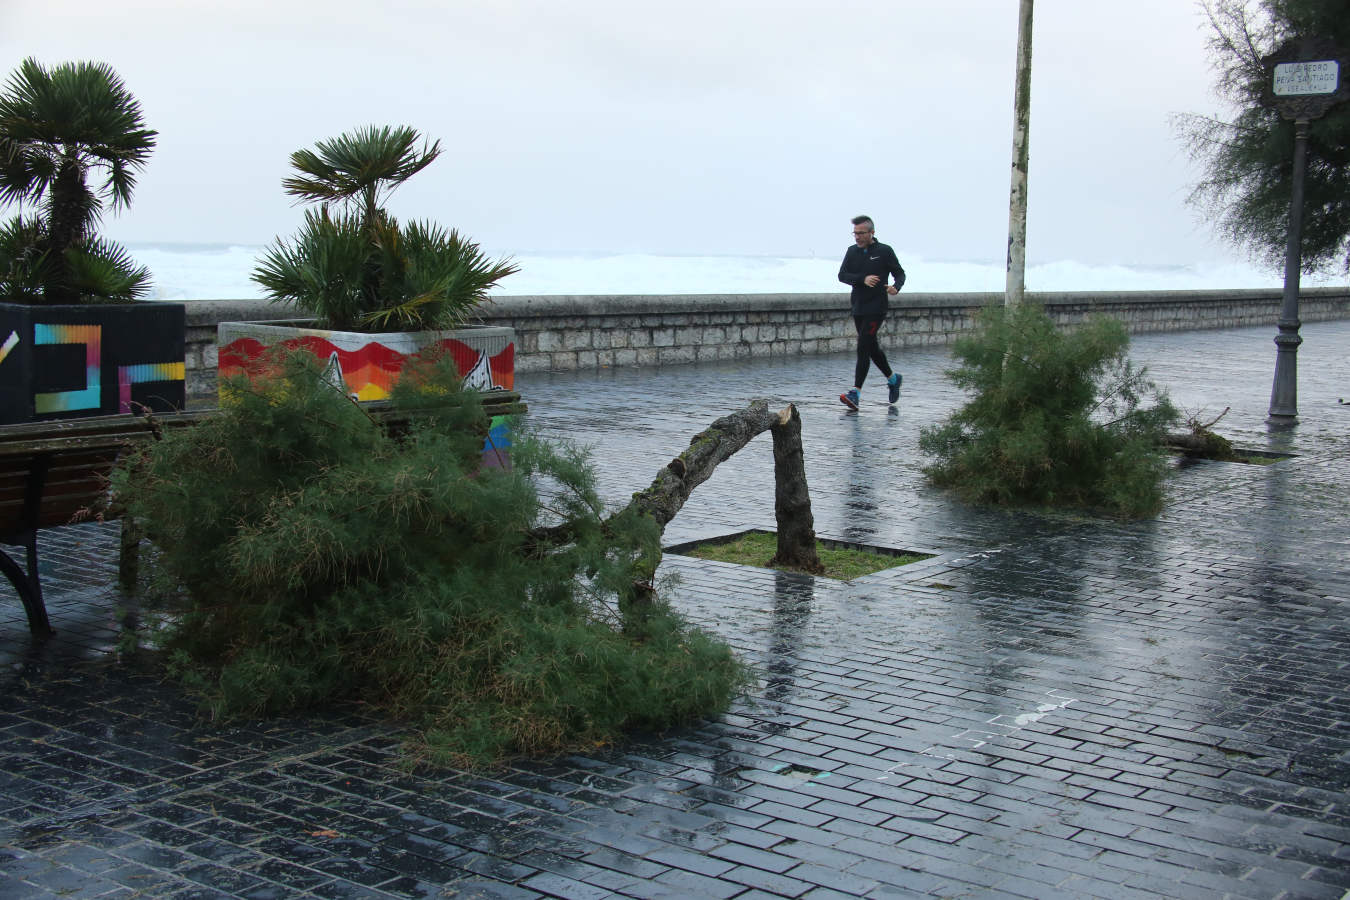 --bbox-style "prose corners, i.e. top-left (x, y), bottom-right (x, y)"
top-left (853, 315), bottom-right (893, 388)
